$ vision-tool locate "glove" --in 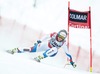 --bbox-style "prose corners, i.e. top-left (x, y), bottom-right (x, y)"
top-left (70, 61), bottom-right (77, 68)
top-left (34, 40), bottom-right (42, 45)
top-left (37, 40), bottom-right (42, 44)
